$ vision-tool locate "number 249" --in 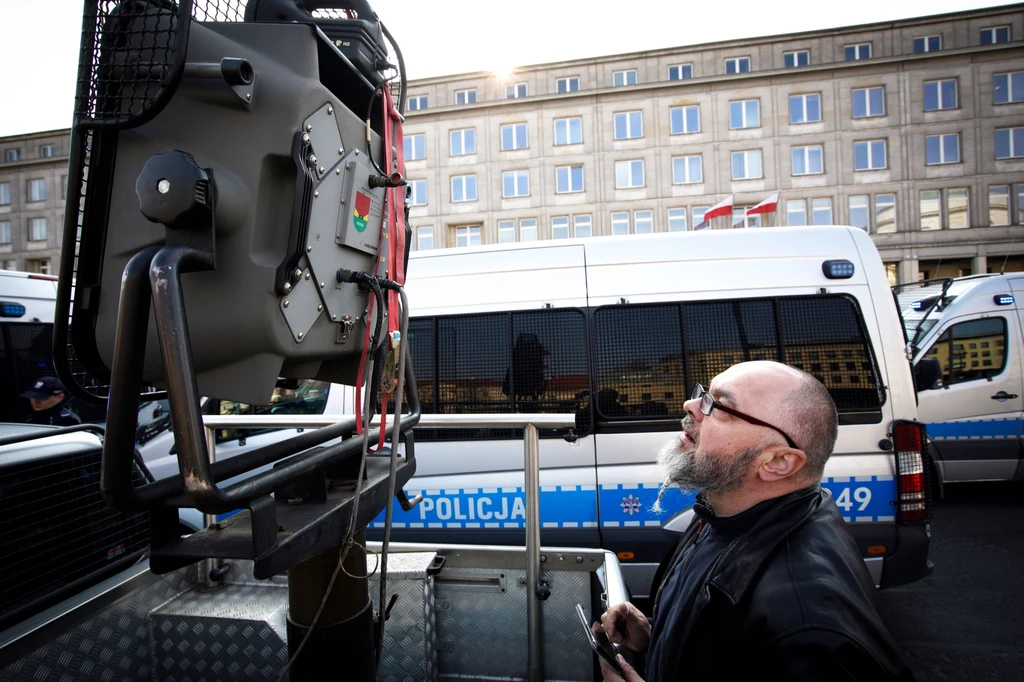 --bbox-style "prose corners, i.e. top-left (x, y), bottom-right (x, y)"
top-left (835, 487), bottom-right (872, 512)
